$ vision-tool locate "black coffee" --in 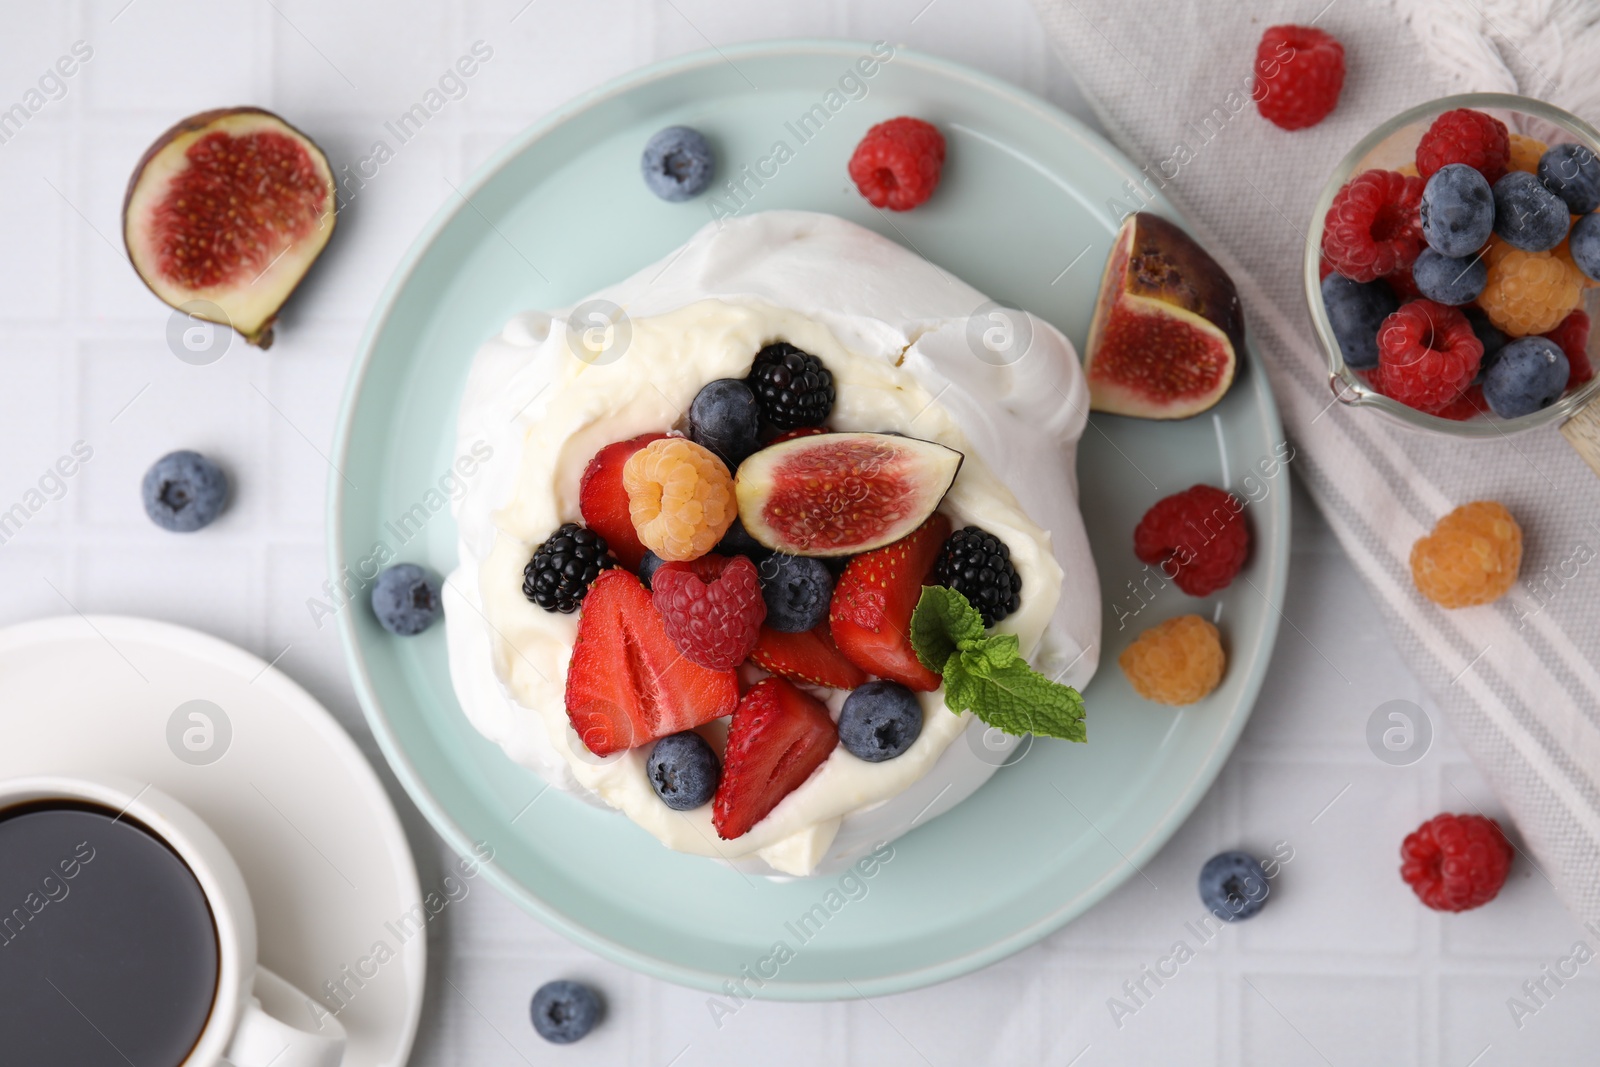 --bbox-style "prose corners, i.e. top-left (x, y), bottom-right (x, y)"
top-left (0, 801), bottom-right (219, 1067)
